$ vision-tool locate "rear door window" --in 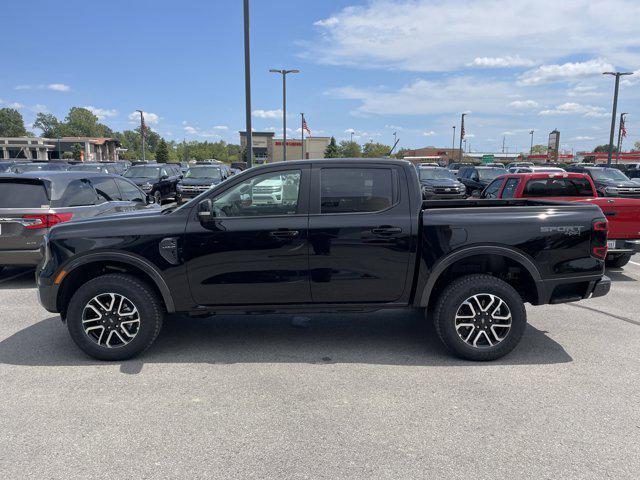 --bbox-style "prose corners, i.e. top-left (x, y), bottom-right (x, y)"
top-left (91, 178), bottom-right (122, 202)
top-left (483, 179), bottom-right (503, 198)
top-left (57, 180), bottom-right (98, 207)
top-left (0, 181), bottom-right (49, 208)
top-left (523, 178), bottom-right (594, 197)
top-left (115, 179), bottom-right (146, 203)
top-left (320, 168), bottom-right (394, 214)
top-left (501, 178), bottom-right (520, 198)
